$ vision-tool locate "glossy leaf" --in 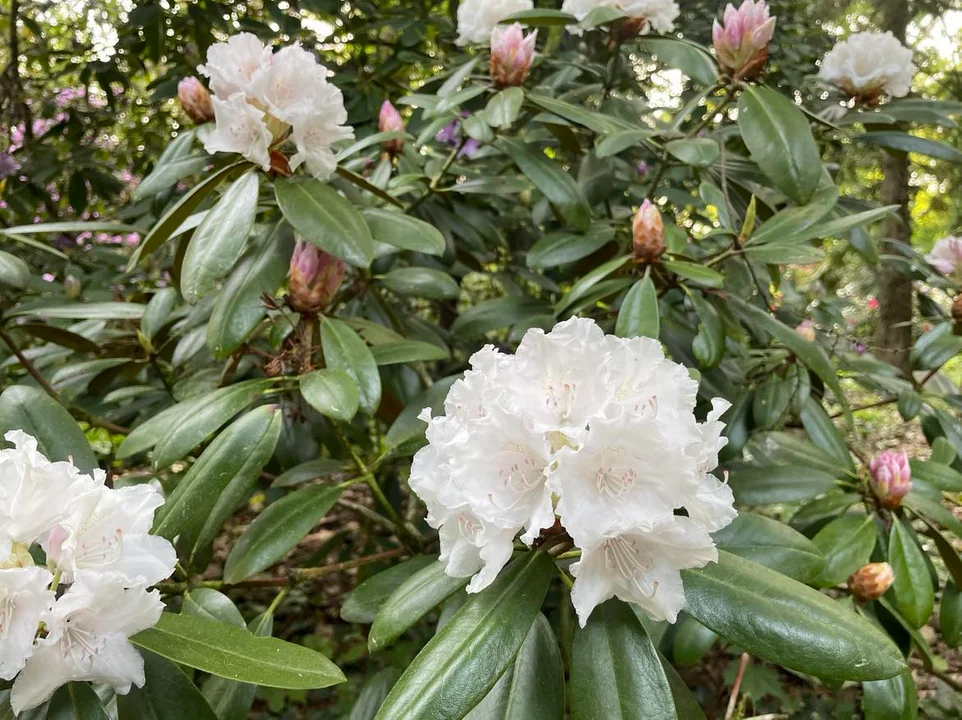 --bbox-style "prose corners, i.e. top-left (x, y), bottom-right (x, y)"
top-left (862, 669), bottom-right (917, 720)
top-left (727, 465), bottom-right (838, 505)
top-left (638, 37), bottom-right (719, 86)
top-left (941, 582), bottom-right (962, 648)
top-left (48, 683), bottom-right (110, 720)
top-left (616, 275), bottom-right (660, 339)
top-left (201, 612), bottom-right (274, 720)
top-left (183, 588), bottom-right (246, 627)
top-left (0, 250), bottom-right (29, 289)
top-left (381, 267), bottom-right (460, 300)
top-left (321, 317), bottom-right (381, 414)
top-left (362, 208), bottom-right (445, 256)
top-left (812, 513), bottom-right (877, 588)
top-left (300, 368), bottom-right (360, 422)
top-left (799, 398), bottom-right (855, 472)
top-left (527, 228), bottom-right (614, 270)
top-left (342, 555), bottom-right (438, 624)
top-left (117, 650), bottom-right (218, 720)
top-left (713, 512), bottom-right (825, 583)
top-left (856, 131), bottom-right (962, 163)
top-left (370, 341), bottom-right (450, 366)
top-left (888, 518), bottom-right (934, 629)
top-left (141, 287), bottom-right (179, 342)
